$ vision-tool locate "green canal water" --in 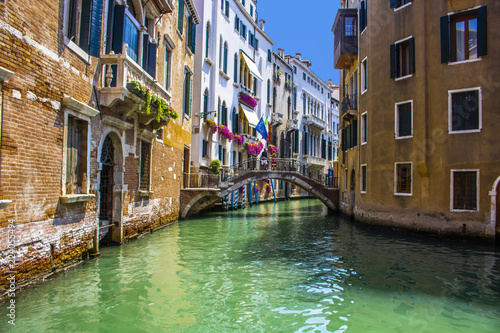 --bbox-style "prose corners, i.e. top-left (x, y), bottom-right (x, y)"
top-left (2, 199), bottom-right (500, 332)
